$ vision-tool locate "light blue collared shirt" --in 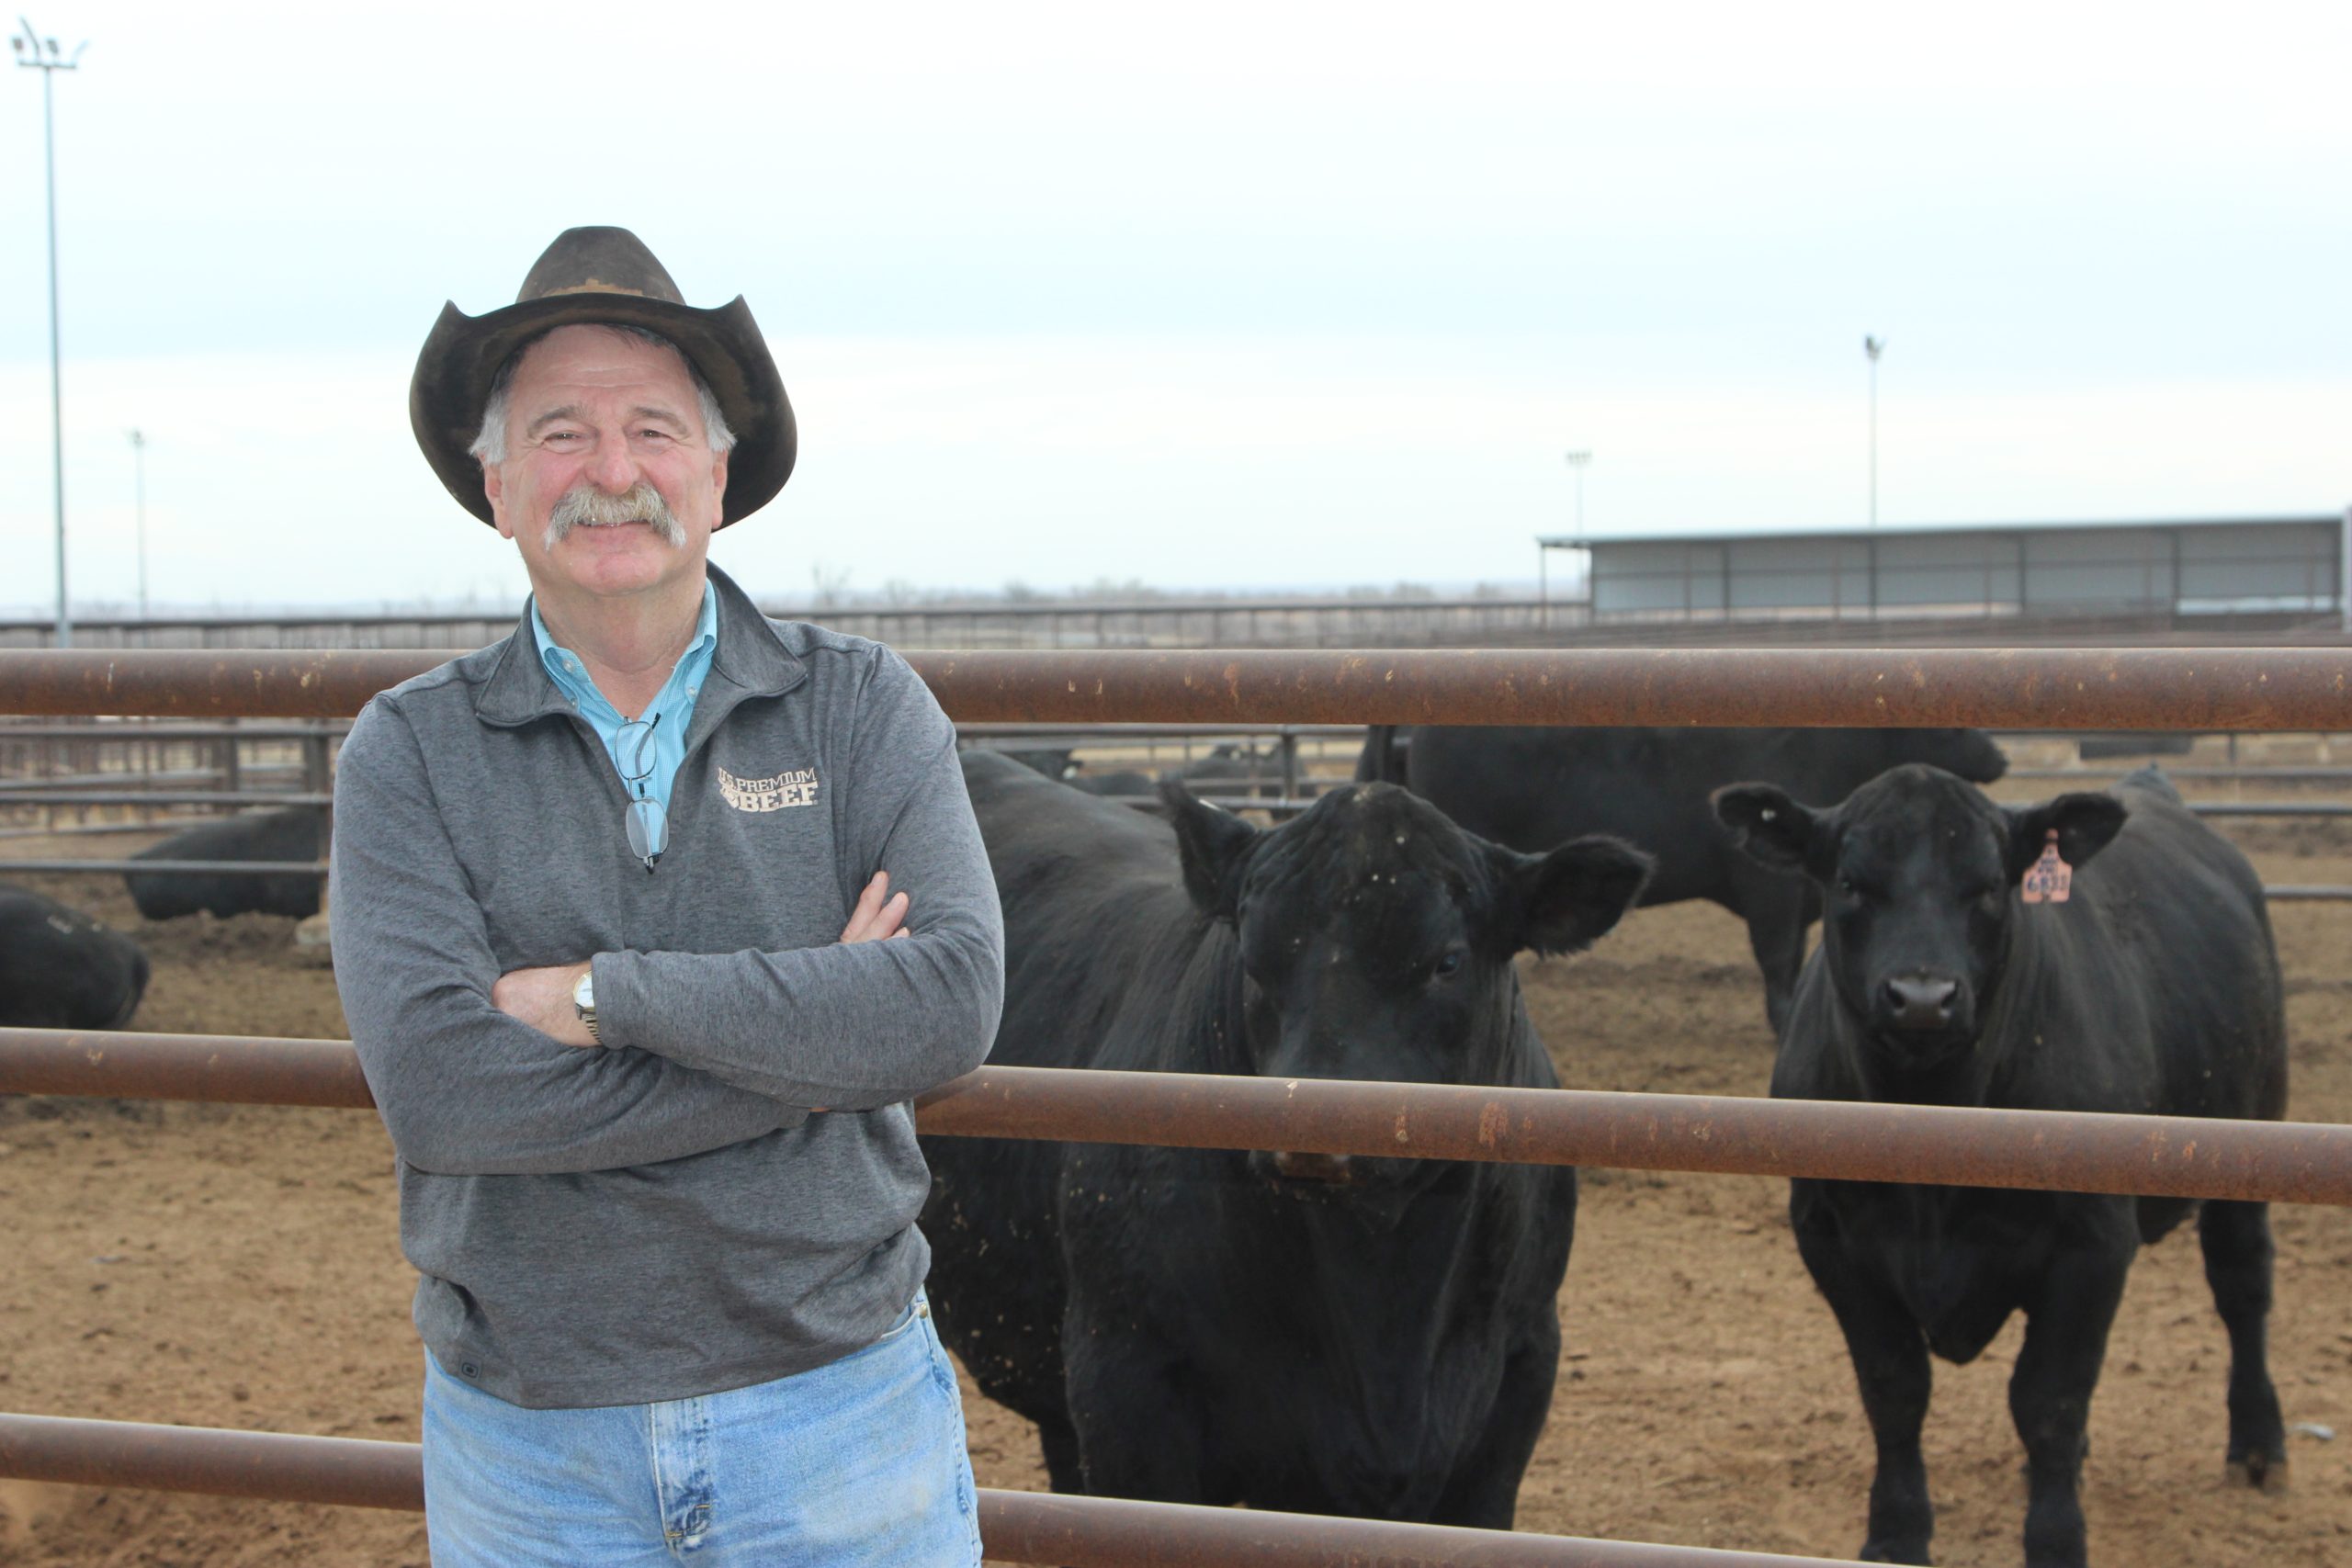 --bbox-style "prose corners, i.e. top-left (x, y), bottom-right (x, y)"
top-left (531, 581), bottom-right (718, 815)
